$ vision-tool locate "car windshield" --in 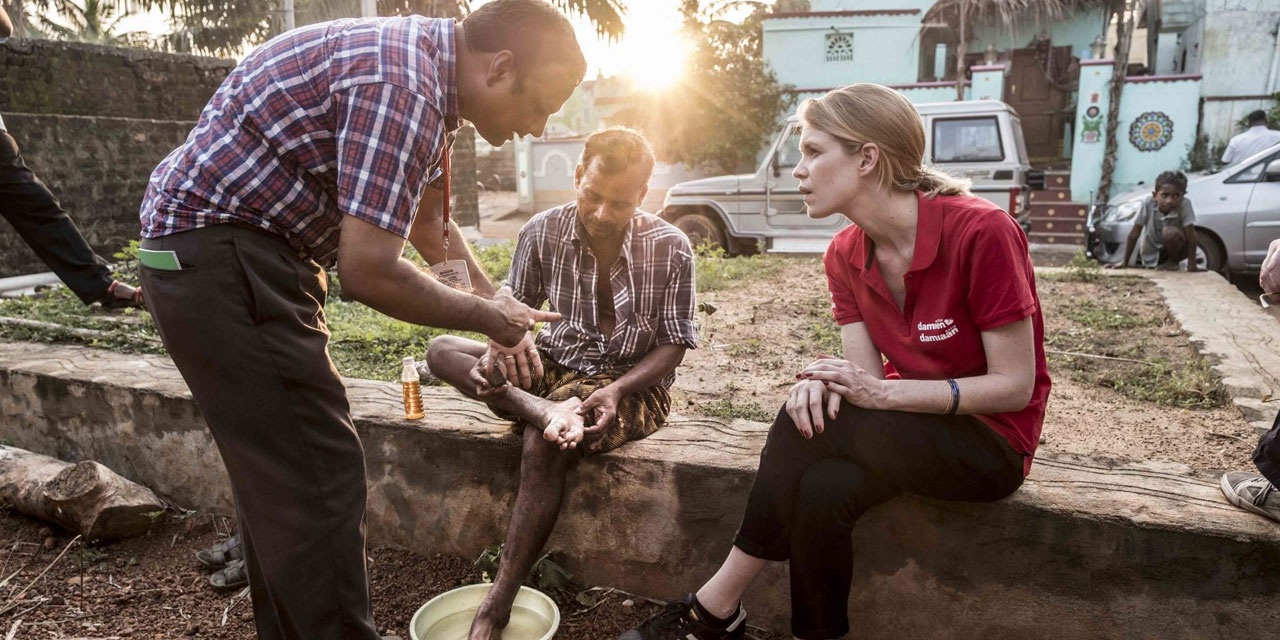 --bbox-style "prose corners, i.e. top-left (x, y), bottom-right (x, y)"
top-left (775, 125), bottom-right (803, 168)
top-left (933, 117), bottom-right (1004, 163)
